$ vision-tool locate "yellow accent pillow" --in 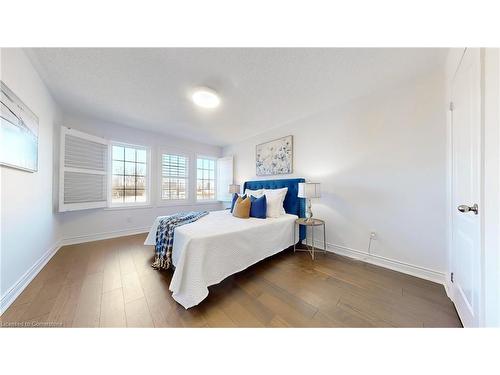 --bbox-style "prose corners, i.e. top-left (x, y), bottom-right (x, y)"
top-left (232, 196), bottom-right (251, 218)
